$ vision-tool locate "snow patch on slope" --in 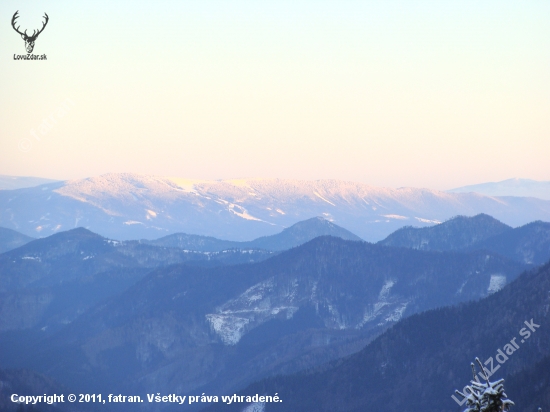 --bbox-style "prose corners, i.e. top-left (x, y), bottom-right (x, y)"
top-left (206, 278), bottom-right (299, 345)
top-left (22, 256), bottom-right (41, 262)
top-left (379, 280), bottom-right (395, 300)
top-left (227, 203), bottom-right (264, 222)
top-left (242, 402), bottom-right (265, 412)
top-left (415, 217), bottom-right (441, 224)
top-left (383, 302), bottom-right (409, 323)
top-left (488, 275), bottom-right (506, 294)
top-left (313, 191), bottom-right (336, 206)
top-left (357, 280), bottom-right (406, 328)
top-left (382, 214), bottom-right (408, 220)
top-left (205, 314), bottom-right (250, 345)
